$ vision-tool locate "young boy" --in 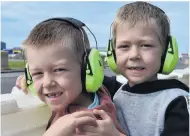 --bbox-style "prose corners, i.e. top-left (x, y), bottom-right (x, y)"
top-left (103, 1), bottom-right (189, 136)
top-left (18, 17), bottom-right (126, 136)
top-left (16, 1), bottom-right (189, 136)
